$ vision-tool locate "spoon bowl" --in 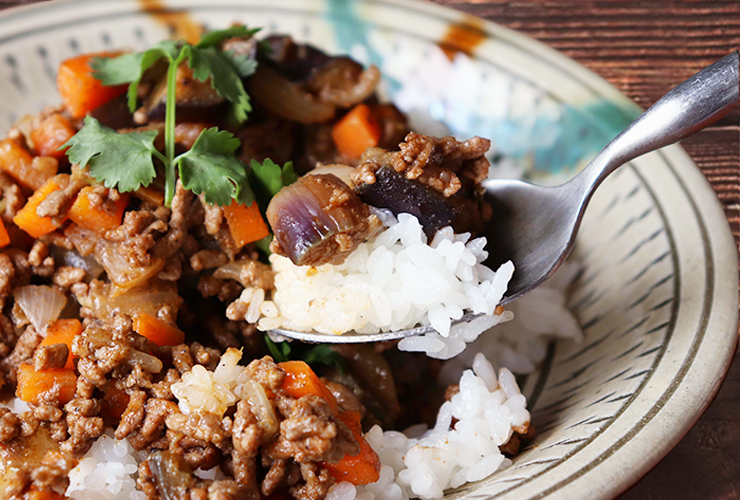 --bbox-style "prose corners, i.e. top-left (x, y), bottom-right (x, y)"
top-left (271, 50), bottom-right (739, 344)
